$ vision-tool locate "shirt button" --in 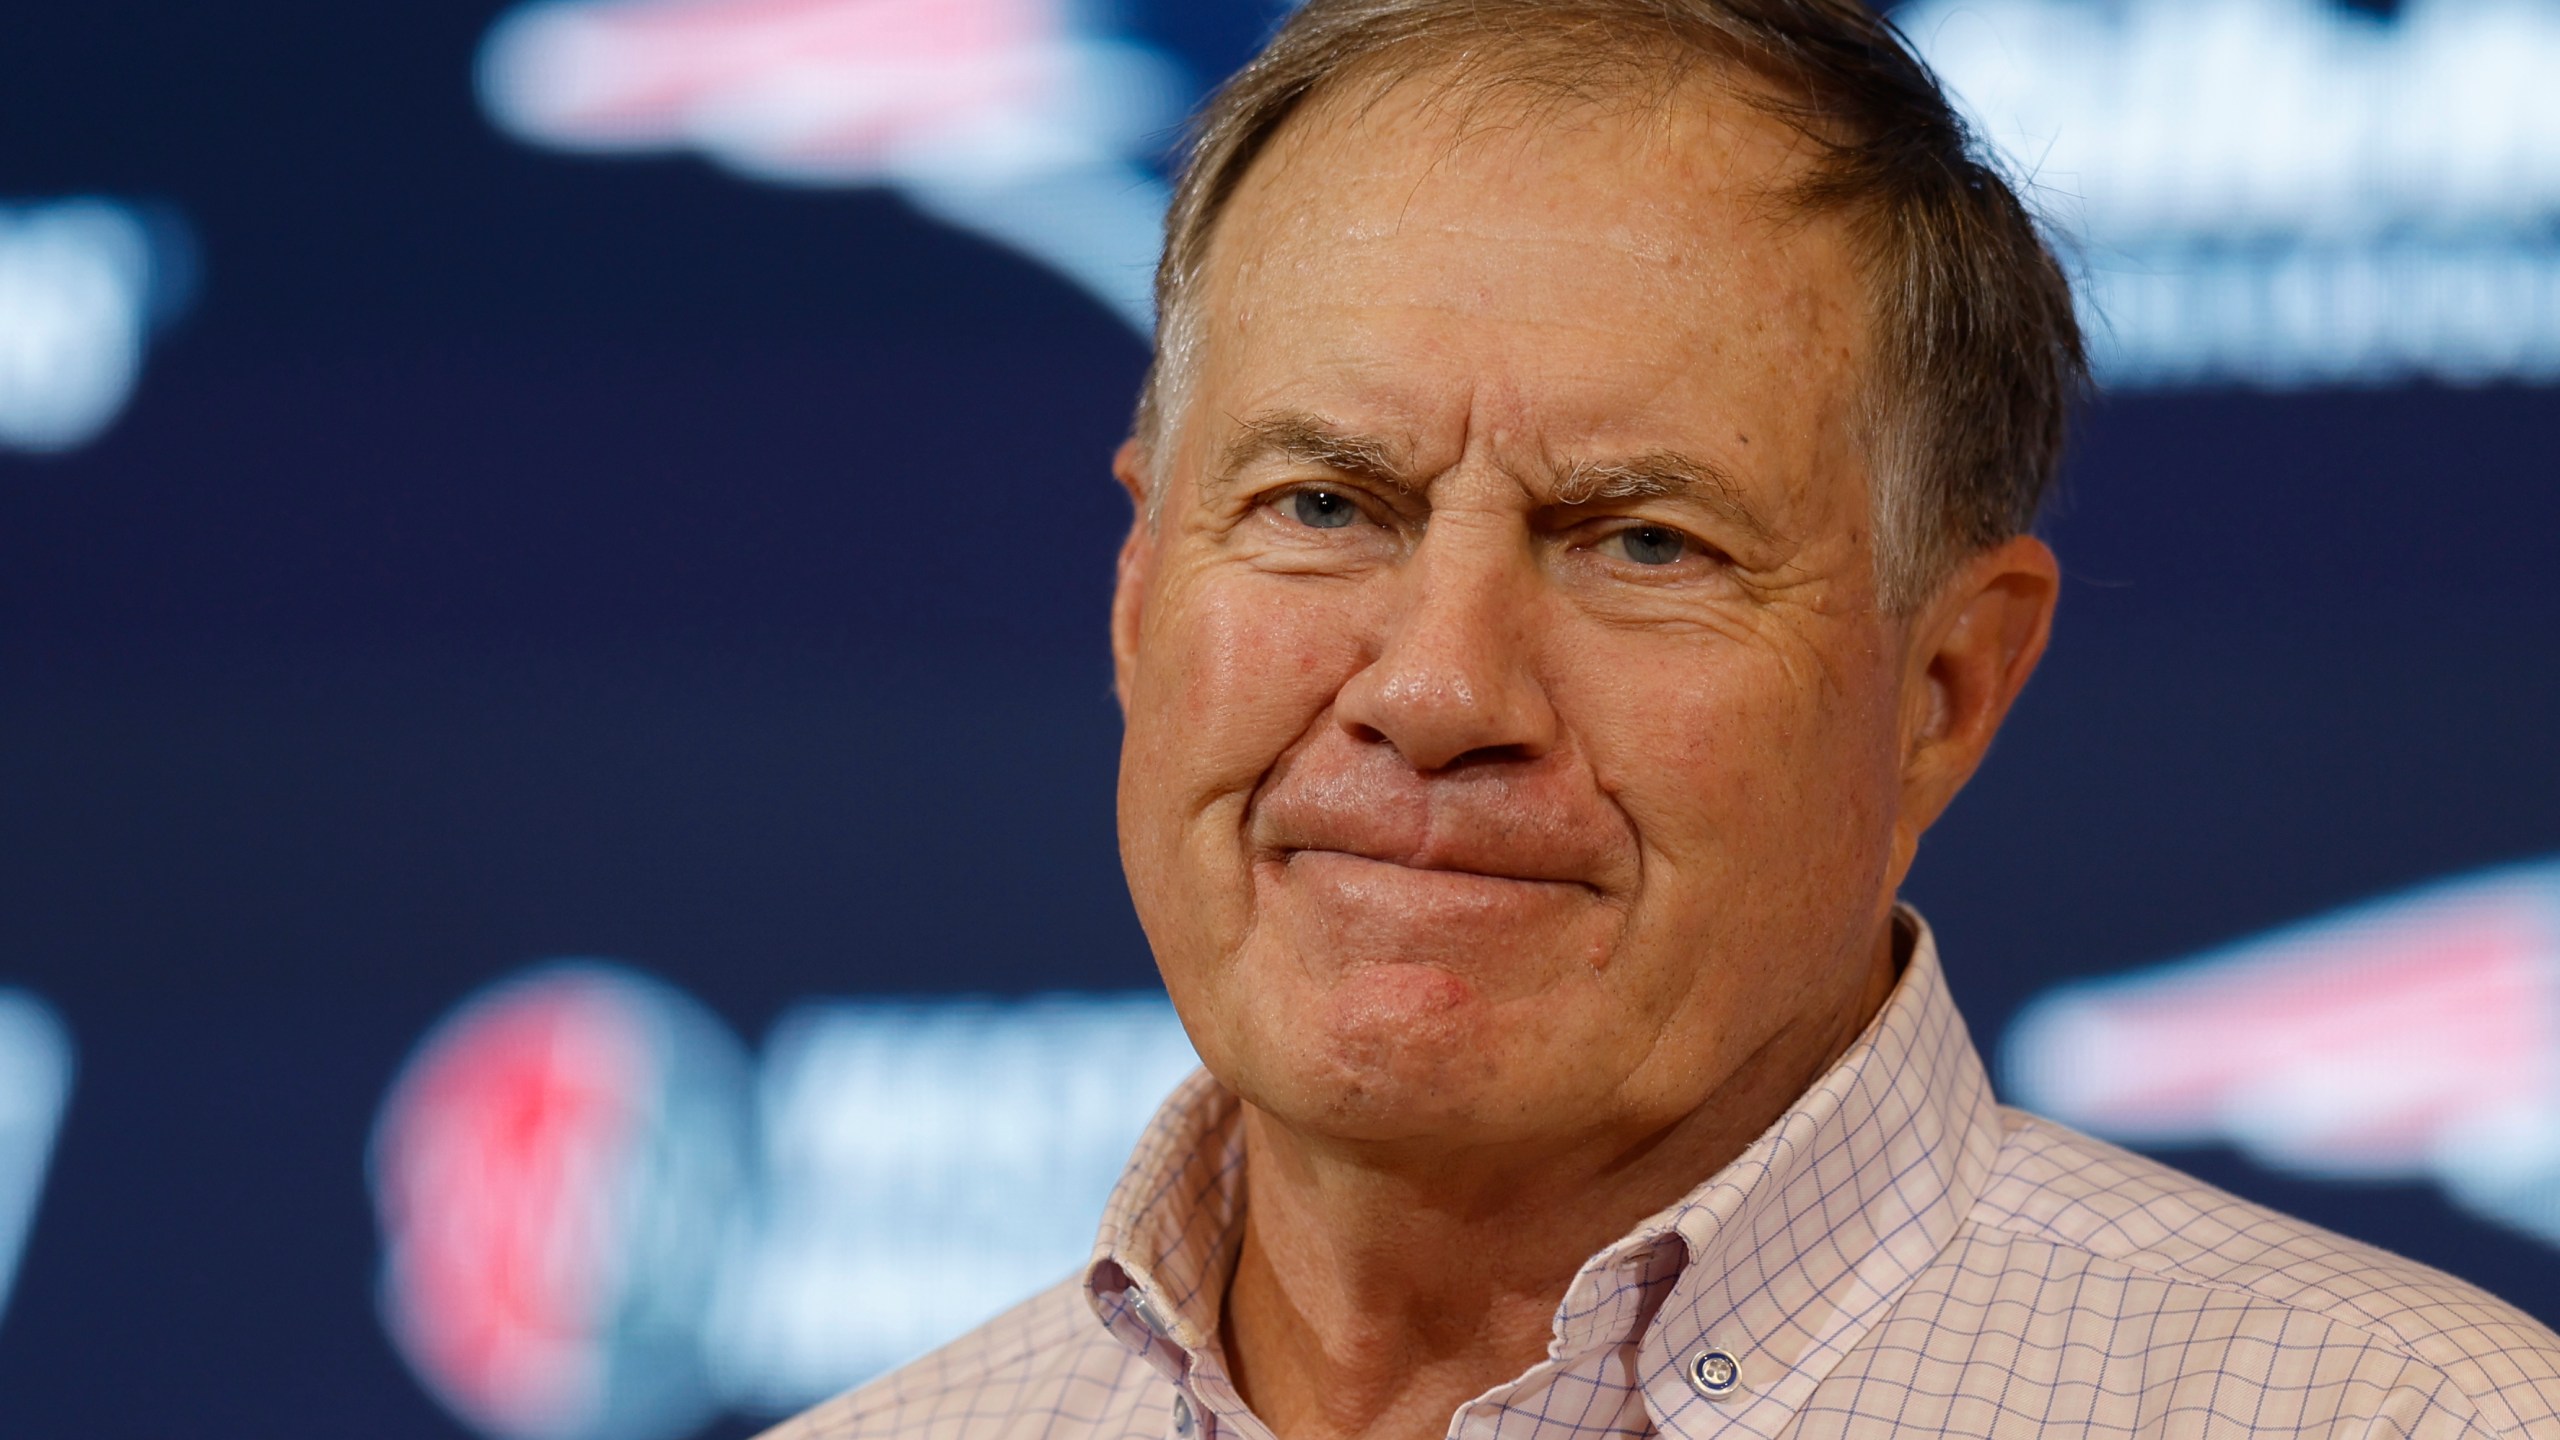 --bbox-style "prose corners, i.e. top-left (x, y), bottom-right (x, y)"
top-left (1172, 1394), bottom-right (1197, 1436)
top-left (1686, 1347), bottom-right (1742, 1400)
top-left (1130, 1293), bottom-right (1171, 1338)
